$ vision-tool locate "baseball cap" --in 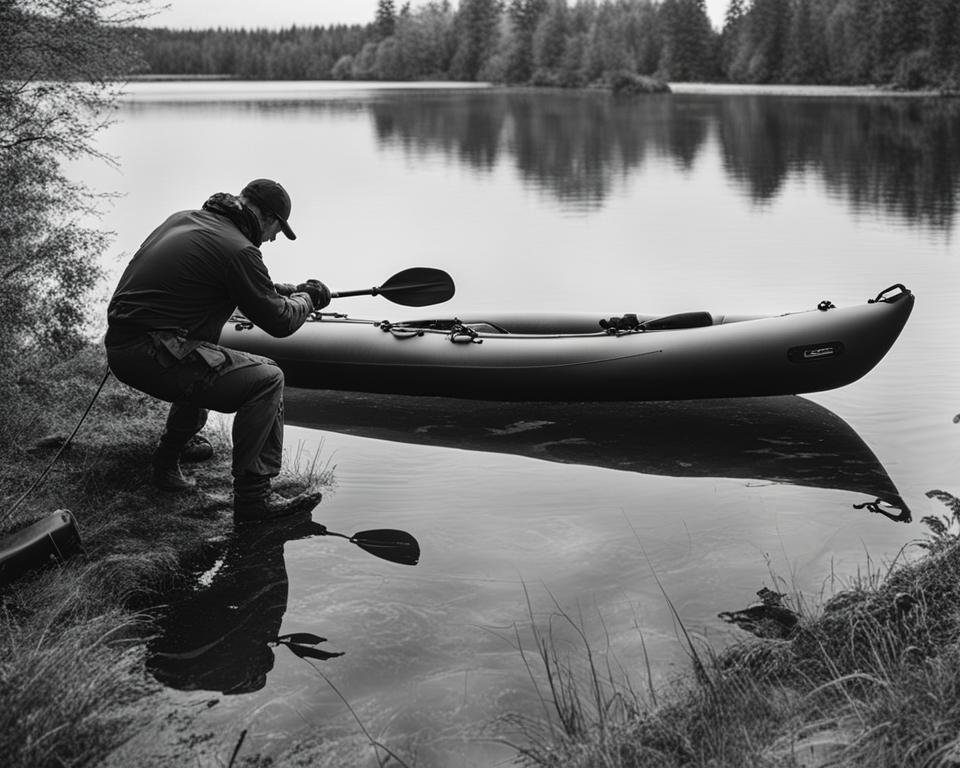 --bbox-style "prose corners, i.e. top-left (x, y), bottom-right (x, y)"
top-left (241, 178), bottom-right (296, 240)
